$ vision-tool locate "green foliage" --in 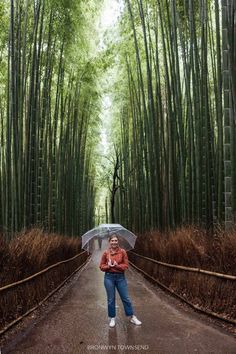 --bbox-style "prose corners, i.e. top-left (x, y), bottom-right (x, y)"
top-left (100, 0), bottom-right (234, 232)
top-left (0, 0), bottom-right (104, 237)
